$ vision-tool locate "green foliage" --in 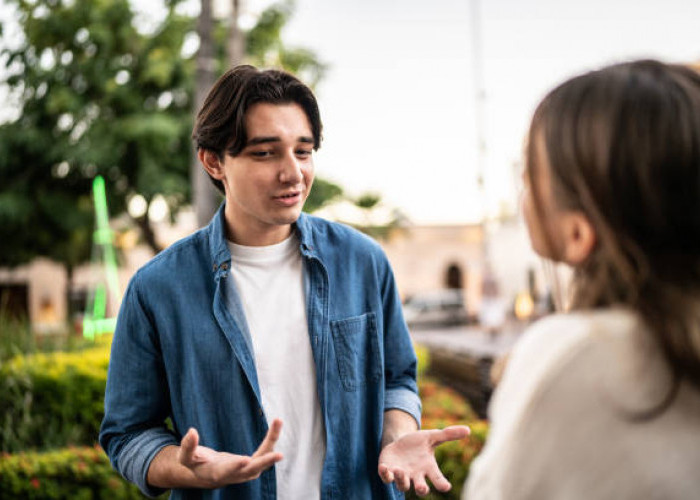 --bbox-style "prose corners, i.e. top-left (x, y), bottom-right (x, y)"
top-left (414, 342), bottom-right (430, 378)
top-left (0, 315), bottom-right (35, 362)
top-left (355, 192), bottom-right (382, 210)
top-left (0, 0), bottom-right (335, 270)
top-left (245, 1), bottom-right (327, 87)
top-left (411, 344), bottom-right (489, 499)
top-left (304, 177), bottom-right (344, 213)
top-left (0, 0), bottom-right (194, 266)
top-left (0, 337), bottom-right (111, 453)
top-left (0, 313), bottom-right (97, 362)
top-left (0, 445), bottom-right (167, 499)
top-left (0, 336), bottom-right (487, 498)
